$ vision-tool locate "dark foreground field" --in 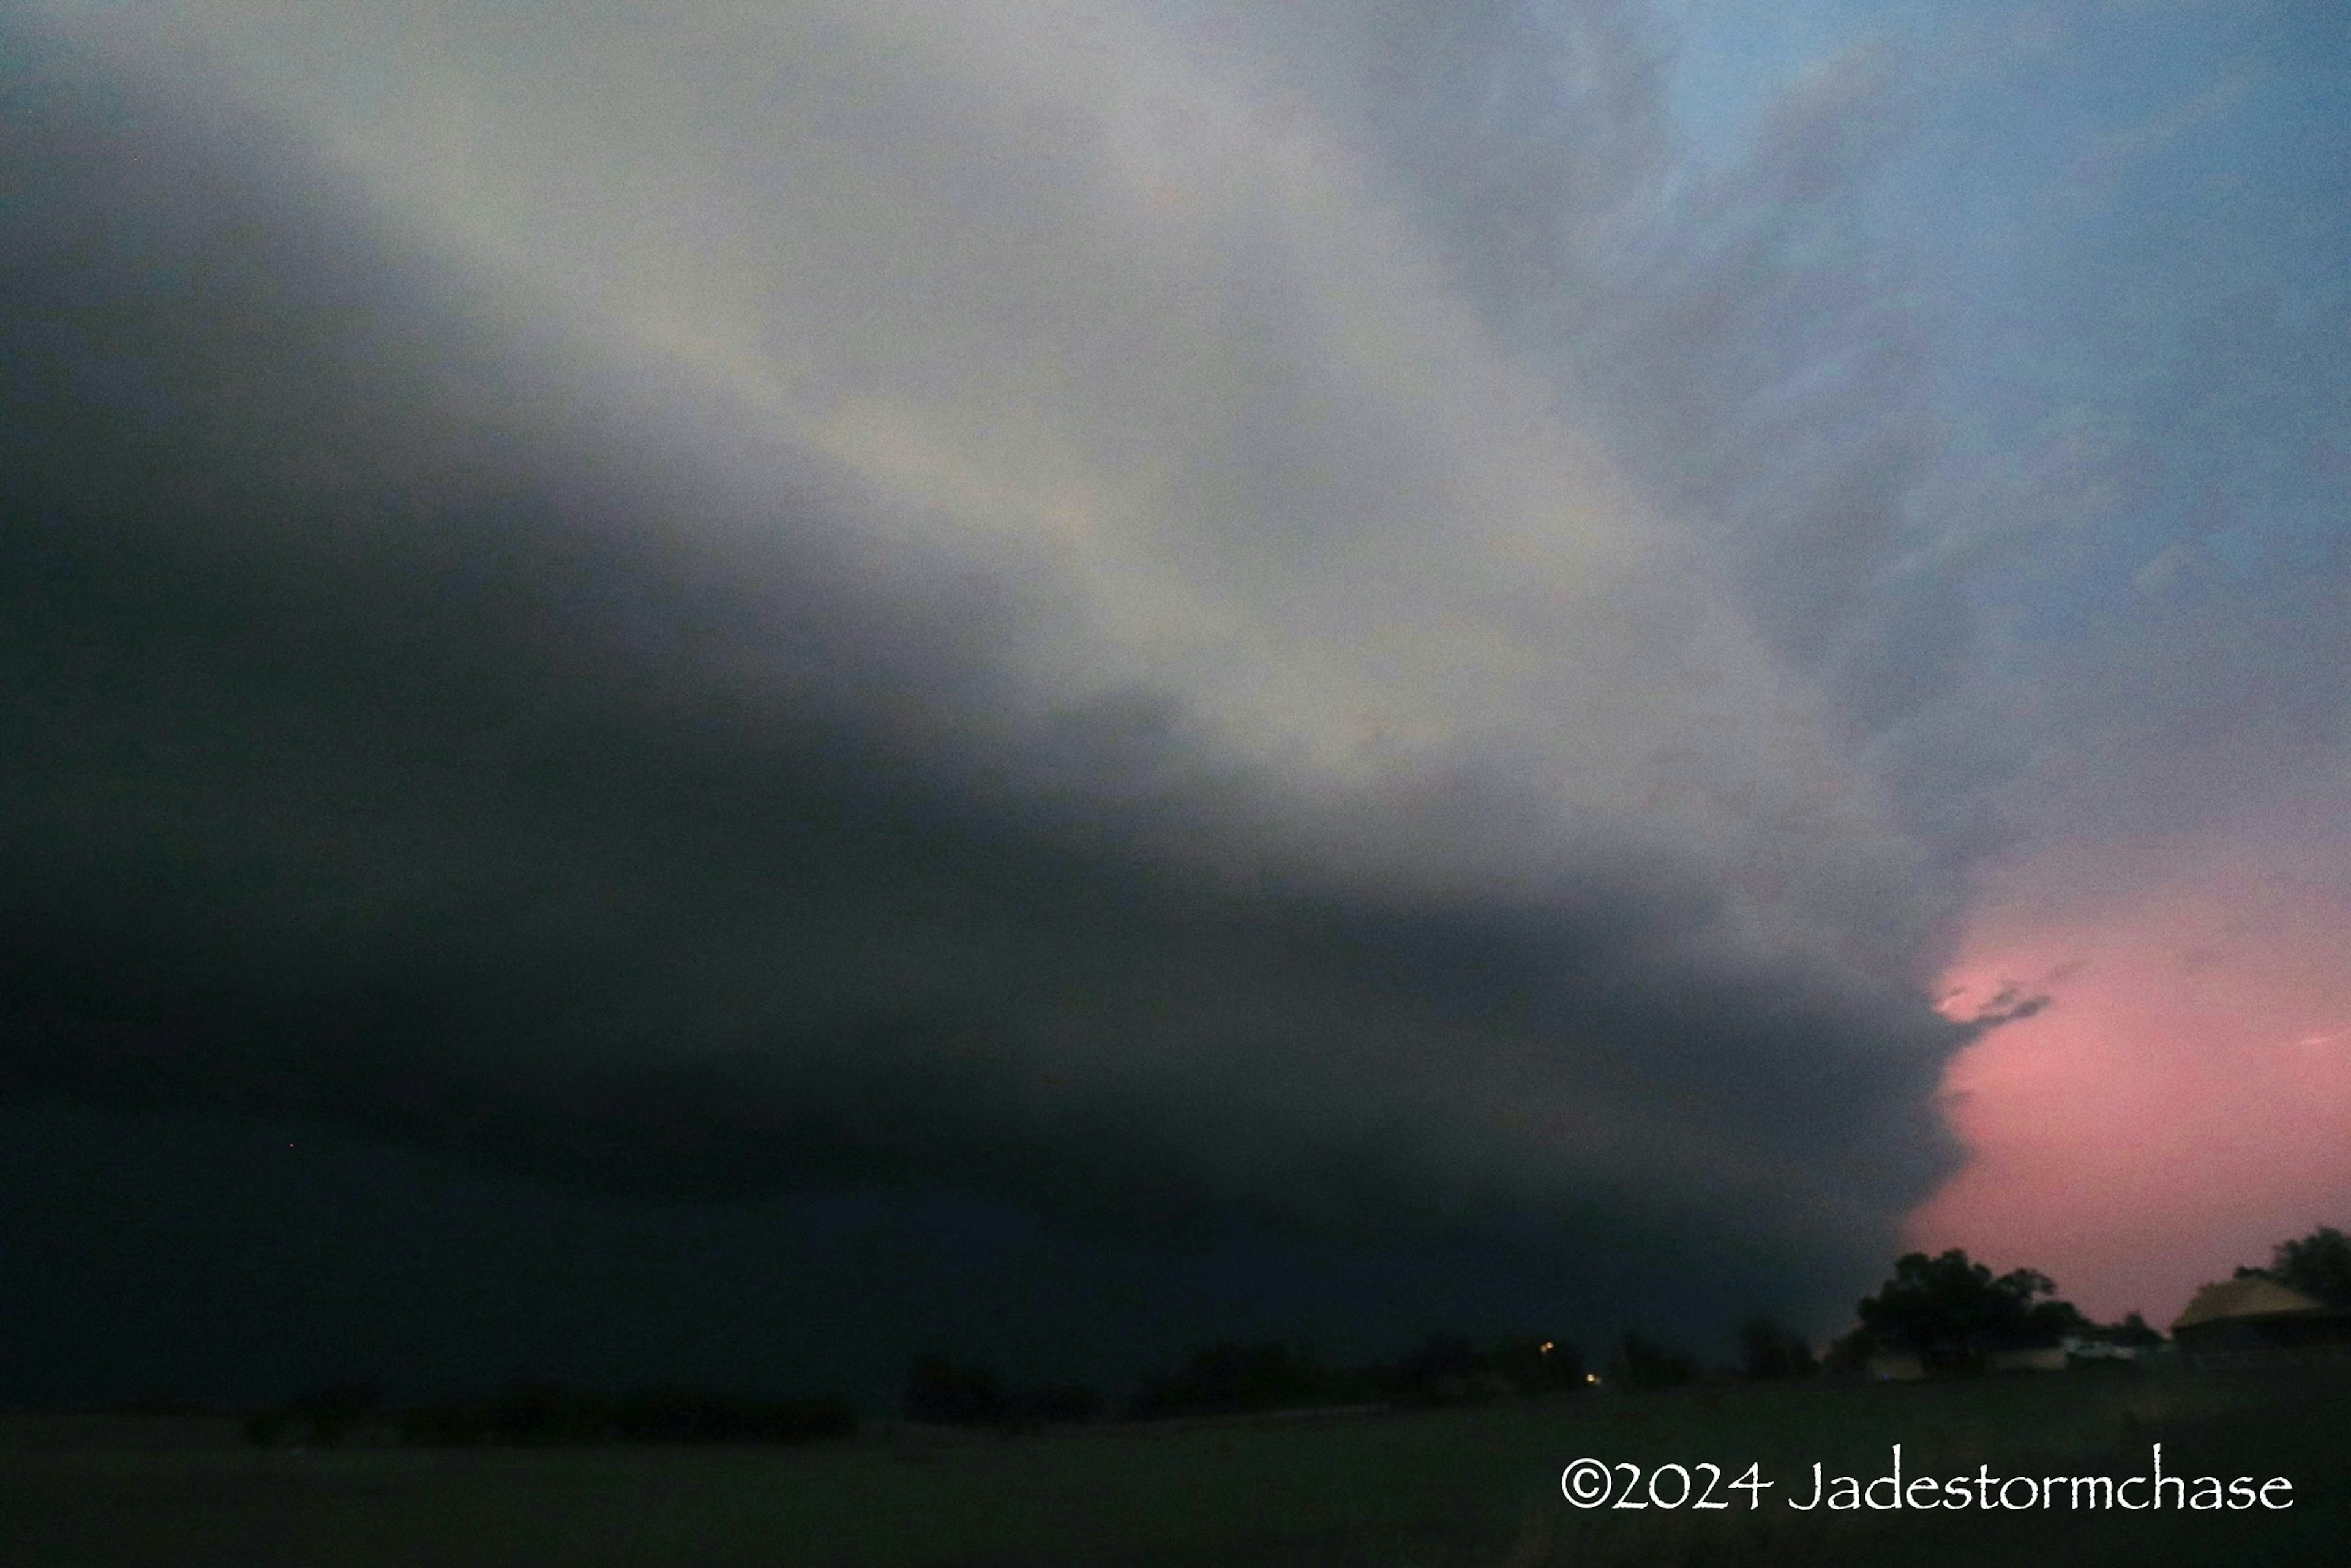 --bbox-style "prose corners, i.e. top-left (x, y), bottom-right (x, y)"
top-left (4, 1366), bottom-right (2343, 1567)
